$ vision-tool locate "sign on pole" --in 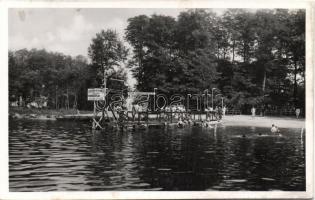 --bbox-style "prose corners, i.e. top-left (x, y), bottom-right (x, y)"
top-left (88, 88), bottom-right (106, 101)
